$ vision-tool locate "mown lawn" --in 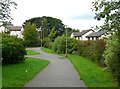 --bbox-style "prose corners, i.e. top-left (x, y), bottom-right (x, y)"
top-left (42, 47), bottom-right (118, 88)
top-left (42, 47), bottom-right (56, 54)
top-left (2, 58), bottom-right (50, 88)
top-left (68, 54), bottom-right (118, 88)
top-left (26, 50), bottom-right (40, 55)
